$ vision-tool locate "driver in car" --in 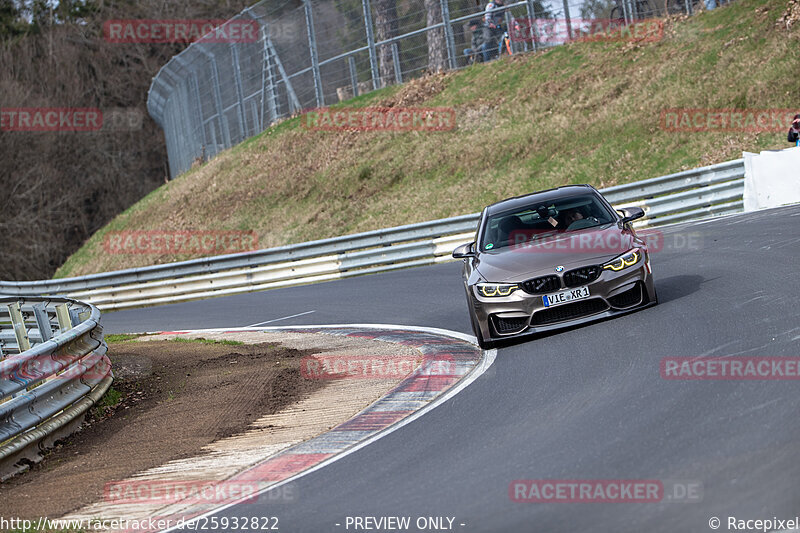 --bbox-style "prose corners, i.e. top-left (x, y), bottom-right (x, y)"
top-left (560, 207), bottom-right (584, 227)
